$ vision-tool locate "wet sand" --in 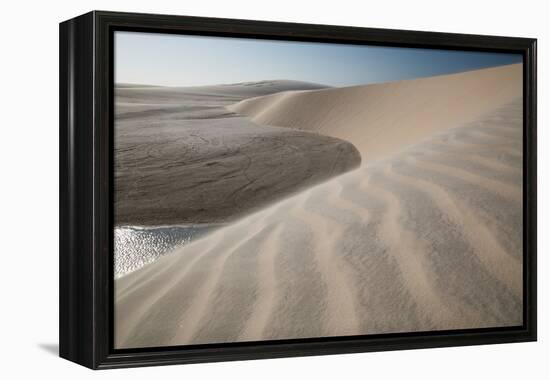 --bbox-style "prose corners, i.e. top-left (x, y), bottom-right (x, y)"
top-left (115, 80), bottom-right (360, 225)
